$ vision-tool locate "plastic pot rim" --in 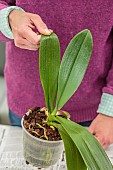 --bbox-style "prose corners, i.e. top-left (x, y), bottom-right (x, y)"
top-left (21, 115), bottom-right (63, 144)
